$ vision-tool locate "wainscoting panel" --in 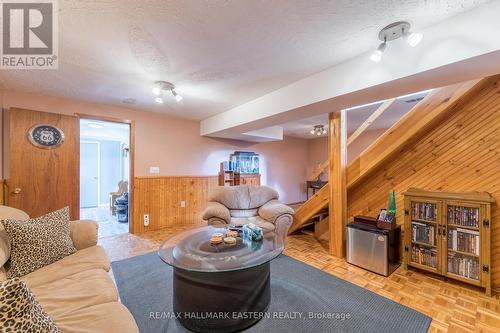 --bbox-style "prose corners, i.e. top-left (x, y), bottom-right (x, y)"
top-left (0, 180), bottom-right (4, 205)
top-left (132, 176), bottom-right (218, 234)
top-left (347, 76), bottom-right (500, 290)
